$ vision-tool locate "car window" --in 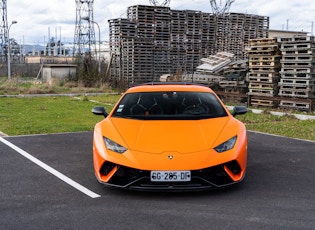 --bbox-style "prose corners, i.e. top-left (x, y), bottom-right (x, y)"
top-left (112, 91), bottom-right (228, 120)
